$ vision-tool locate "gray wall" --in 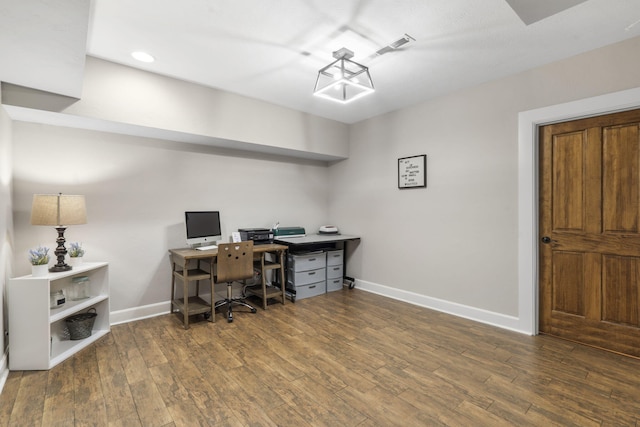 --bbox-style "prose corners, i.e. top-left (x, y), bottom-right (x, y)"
top-left (11, 124), bottom-right (332, 312)
top-left (7, 35), bottom-right (640, 331)
top-left (329, 35), bottom-right (640, 318)
top-left (7, 56), bottom-right (348, 322)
